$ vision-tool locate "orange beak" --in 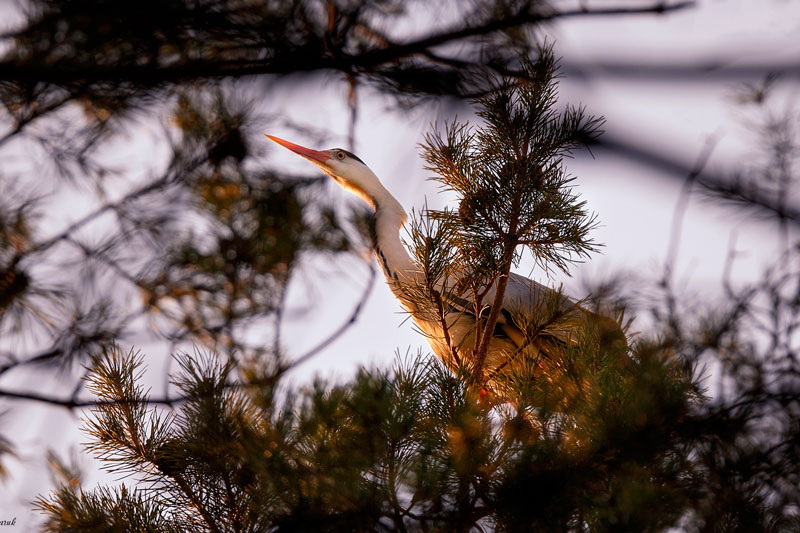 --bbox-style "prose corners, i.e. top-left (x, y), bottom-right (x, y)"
top-left (265, 135), bottom-right (330, 164)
